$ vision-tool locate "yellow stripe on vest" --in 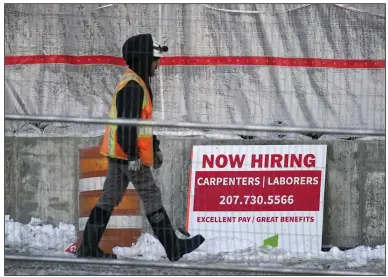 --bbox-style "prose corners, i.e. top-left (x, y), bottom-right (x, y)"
top-left (100, 68), bottom-right (154, 166)
top-left (138, 126), bottom-right (153, 137)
